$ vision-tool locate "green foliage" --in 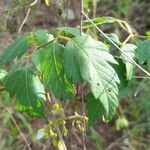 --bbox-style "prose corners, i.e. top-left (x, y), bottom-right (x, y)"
top-left (0, 30), bottom-right (53, 65)
top-left (0, 35), bottom-right (29, 65)
top-left (32, 42), bottom-right (74, 99)
top-left (3, 67), bottom-right (45, 117)
top-left (112, 59), bottom-right (128, 97)
top-left (56, 27), bottom-right (80, 37)
top-left (121, 43), bottom-right (136, 80)
top-left (0, 24), bottom-right (149, 126)
top-left (87, 93), bottom-right (105, 125)
top-left (136, 39), bottom-right (150, 71)
top-left (1, 1), bottom-right (150, 149)
top-left (64, 35), bottom-right (119, 99)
